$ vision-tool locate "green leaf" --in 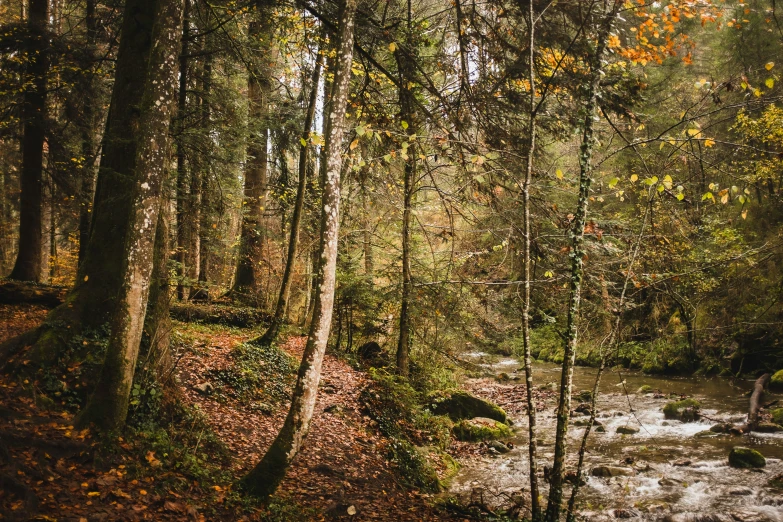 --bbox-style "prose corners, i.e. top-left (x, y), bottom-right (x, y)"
top-left (401, 120), bottom-right (409, 130)
top-left (355, 125), bottom-right (366, 136)
top-left (608, 177), bottom-right (620, 188)
top-left (676, 193), bottom-right (685, 201)
top-left (765, 78), bottom-right (775, 89)
top-left (300, 137), bottom-right (307, 147)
